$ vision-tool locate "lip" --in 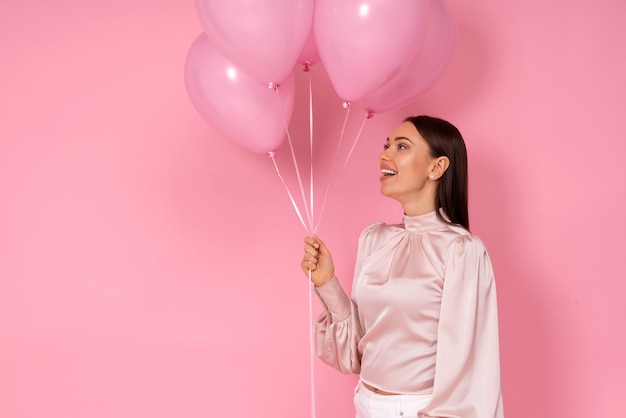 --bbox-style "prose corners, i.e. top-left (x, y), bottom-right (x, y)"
top-left (380, 165), bottom-right (397, 182)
